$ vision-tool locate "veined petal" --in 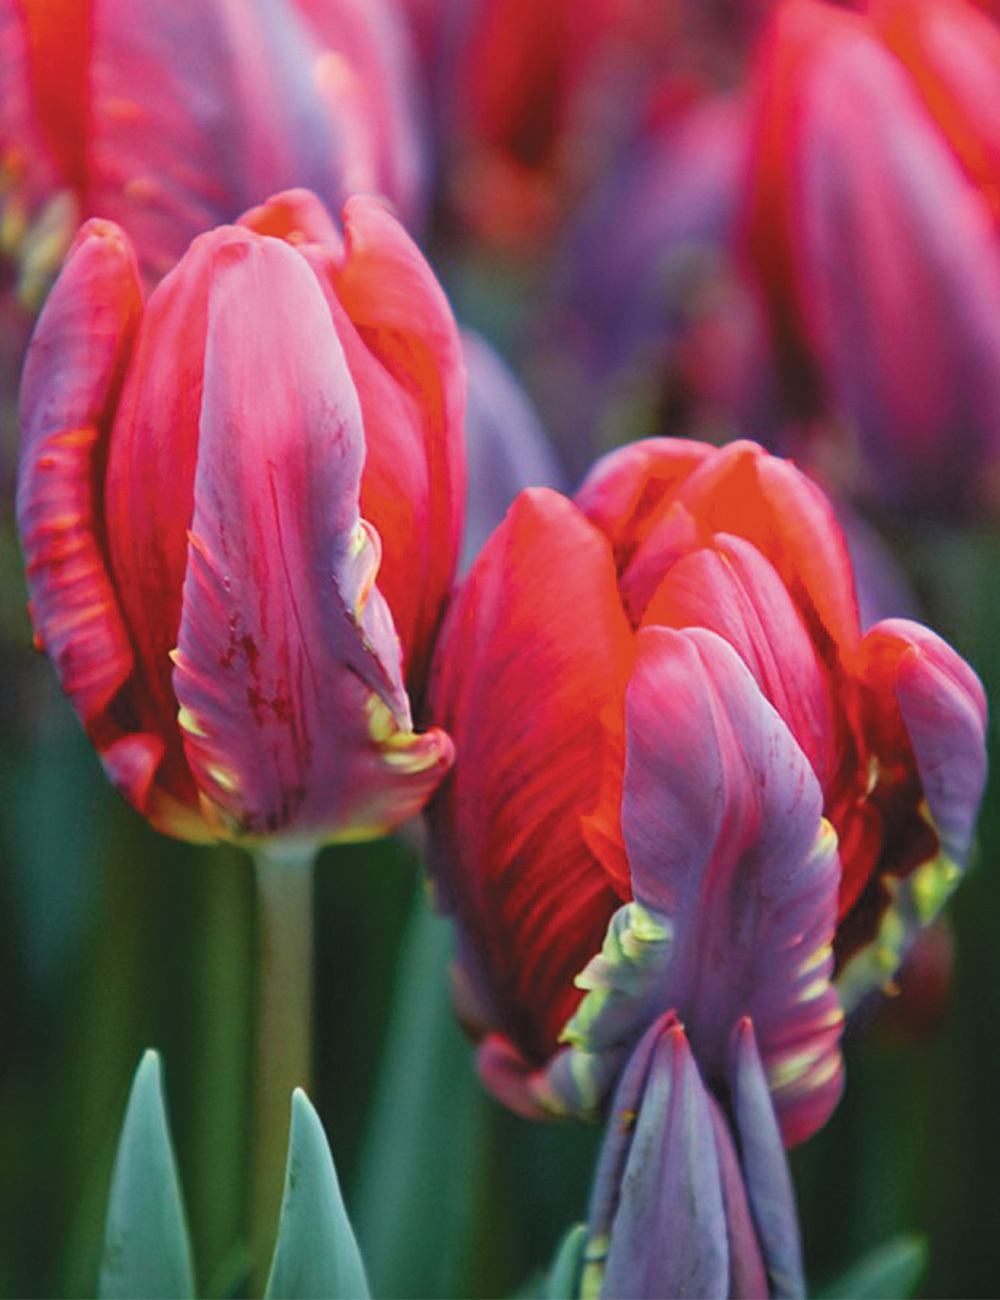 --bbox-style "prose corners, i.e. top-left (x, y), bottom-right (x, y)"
top-left (674, 441), bottom-right (862, 660)
top-left (730, 1019), bottom-right (807, 1299)
top-left (621, 626), bottom-right (843, 1144)
top-left (585, 1018), bottom-right (731, 1300)
top-left (426, 487), bottom-right (632, 1062)
top-left (172, 232), bottom-right (448, 843)
top-left (641, 532), bottom-right (836, 787)
top-left (331, 195), bottom-right (465, 694)
top-left (17, 218), bottom-right (141, 729)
